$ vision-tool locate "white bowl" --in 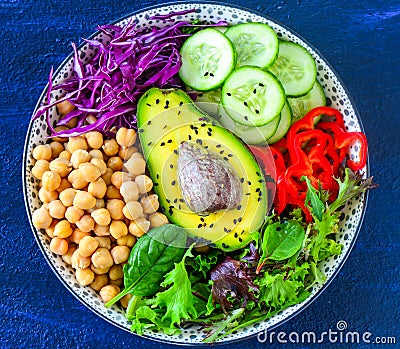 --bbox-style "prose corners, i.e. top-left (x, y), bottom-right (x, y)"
top-left (23, 2), bottom-right (369, 345)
